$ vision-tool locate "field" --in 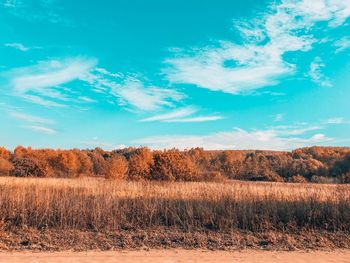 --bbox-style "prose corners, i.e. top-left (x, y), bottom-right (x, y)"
top-left (0, 176), bottom-right (349, 251)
